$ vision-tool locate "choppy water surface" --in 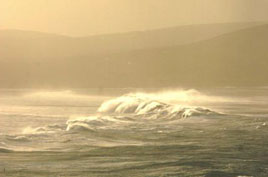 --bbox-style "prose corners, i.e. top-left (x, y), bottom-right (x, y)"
top-left (0, 88), bottom-right (267, 177)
